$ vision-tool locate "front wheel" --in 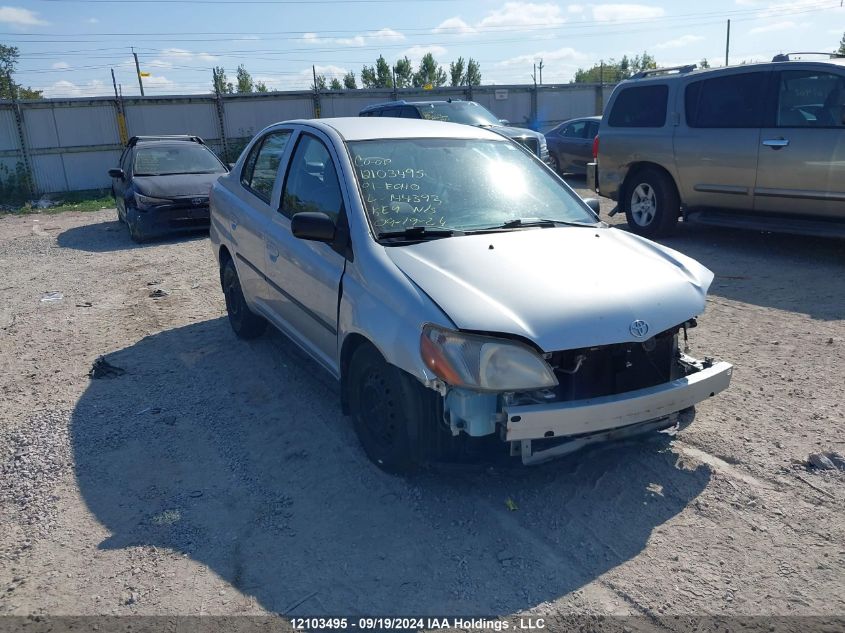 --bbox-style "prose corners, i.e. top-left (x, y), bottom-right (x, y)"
top-left (221, 257), bottom-right (267, 339)
top-left (549, 154), bottom-right (561, 174)
top-left (623, 168), bottom-right (679, 238)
